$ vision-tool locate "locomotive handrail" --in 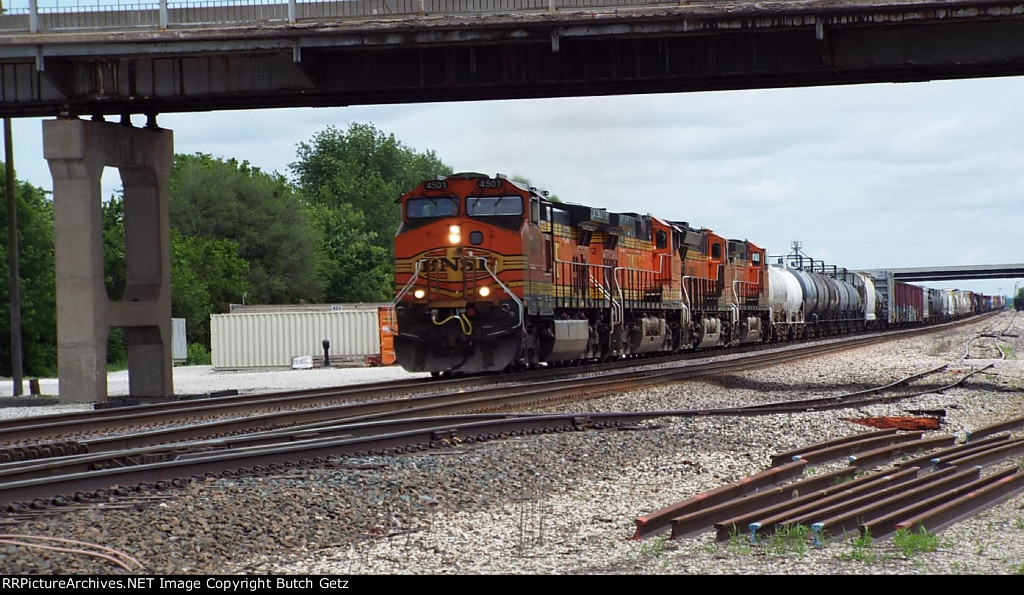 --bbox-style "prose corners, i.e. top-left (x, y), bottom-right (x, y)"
top-left (391, 259), bottom-right (424, 306)
top-left (587, 271), bottom-right (621, 328)
top-left (553, 256), bottom-right (614, 306)
top-left (475, 256), bottom-right (524, 331)
top-left (613, 262), bottom-right (664, 326)
top-left (680, 275), bottom-right (694, 318)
